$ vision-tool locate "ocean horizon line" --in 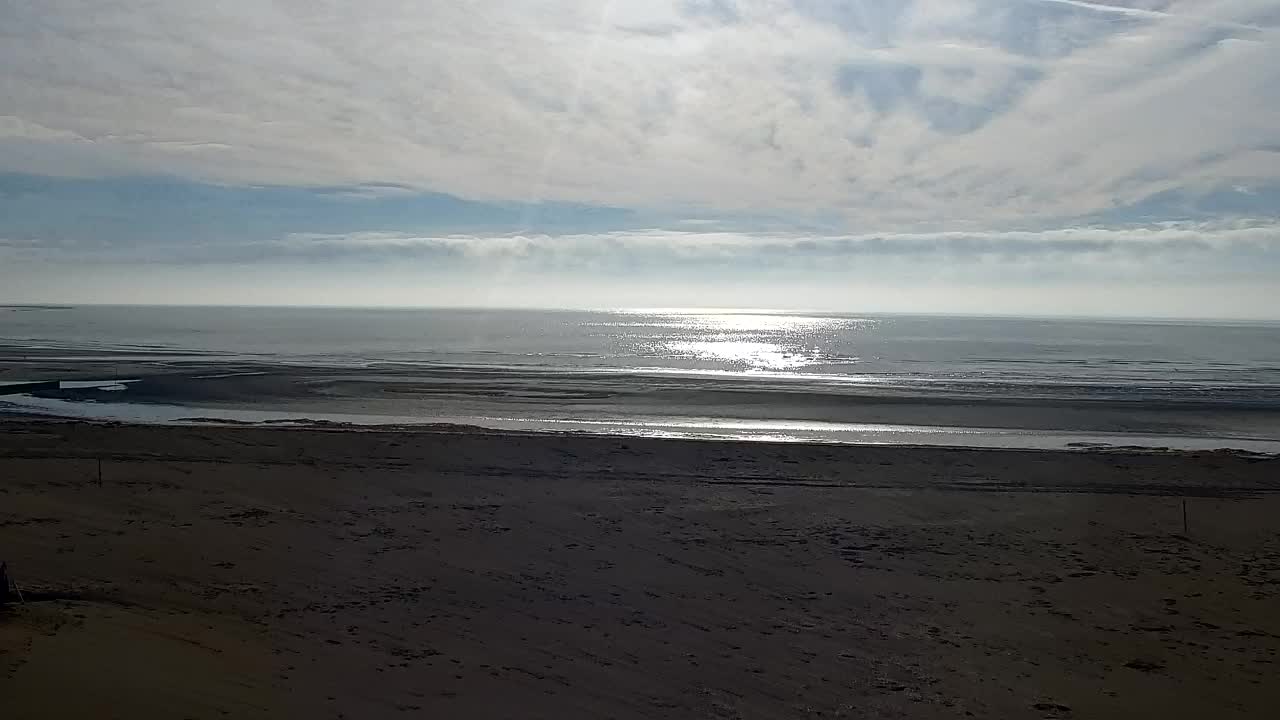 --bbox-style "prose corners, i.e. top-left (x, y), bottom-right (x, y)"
top-left (4, 302), bottom-right (1279, 325)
